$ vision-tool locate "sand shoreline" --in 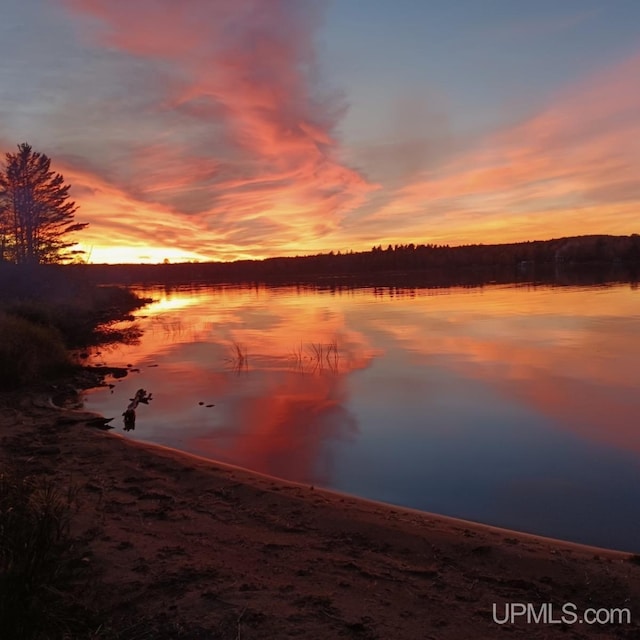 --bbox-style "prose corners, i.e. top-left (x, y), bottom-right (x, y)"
top-left (3, 391), bottom-right (640, 639)
top-left (111, 432), bottom-right (634, 560)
